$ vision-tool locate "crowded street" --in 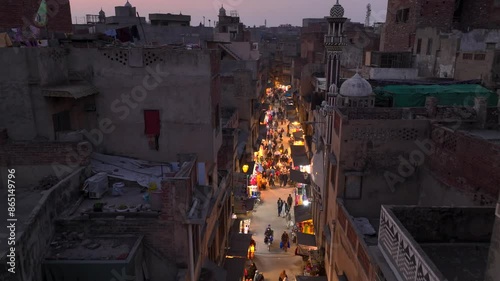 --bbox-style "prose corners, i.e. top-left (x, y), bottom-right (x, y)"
top-left (233, 86), bottom-right (322, 281)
